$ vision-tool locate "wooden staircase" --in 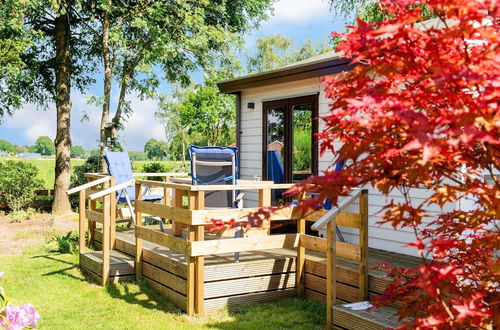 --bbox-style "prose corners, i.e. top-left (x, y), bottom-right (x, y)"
top-left (80, 250), bottom-right (134, 284)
